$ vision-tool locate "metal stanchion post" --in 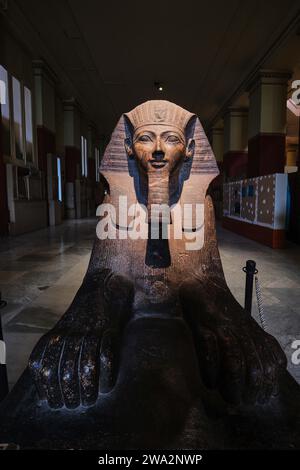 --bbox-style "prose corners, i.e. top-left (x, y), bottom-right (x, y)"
top-left (242, 260), bottom-right (258, 315)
